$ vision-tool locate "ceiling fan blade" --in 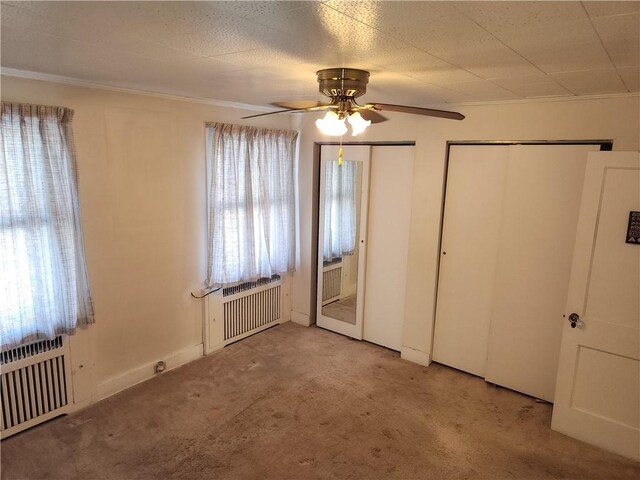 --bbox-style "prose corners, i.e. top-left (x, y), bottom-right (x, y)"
top-left (356, 109), bottom-right (388, 124)
top-left (367, 103), bottom-right (465, 121)
top-left (271, 101), bottom-right (333, 110)
top-left (241, 108), bottom-right (303, 119)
